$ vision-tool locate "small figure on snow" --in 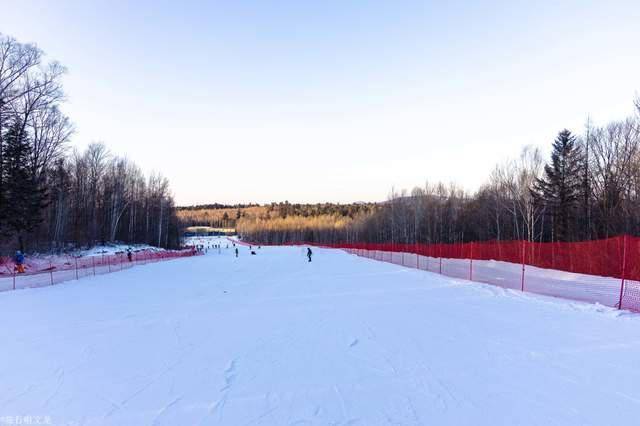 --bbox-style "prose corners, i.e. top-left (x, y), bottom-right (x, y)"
top-left (307, 247), bottom-right (313, 263)
top-left (235, 247), bottom-right (239, 258)
top-left (15, 250), bottom-right (25, 273)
